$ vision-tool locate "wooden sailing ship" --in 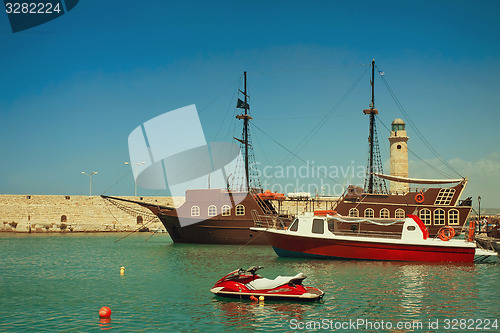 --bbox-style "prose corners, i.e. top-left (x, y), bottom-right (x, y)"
top-left (322, 60), bottom-right (472, 237)
top-left (103, 72), bottom-right (290, 244)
